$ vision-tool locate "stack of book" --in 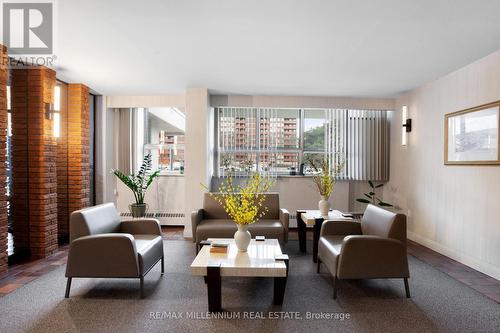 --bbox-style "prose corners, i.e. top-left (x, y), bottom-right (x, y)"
top-left (209, 241), bottom-right (229, 253)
